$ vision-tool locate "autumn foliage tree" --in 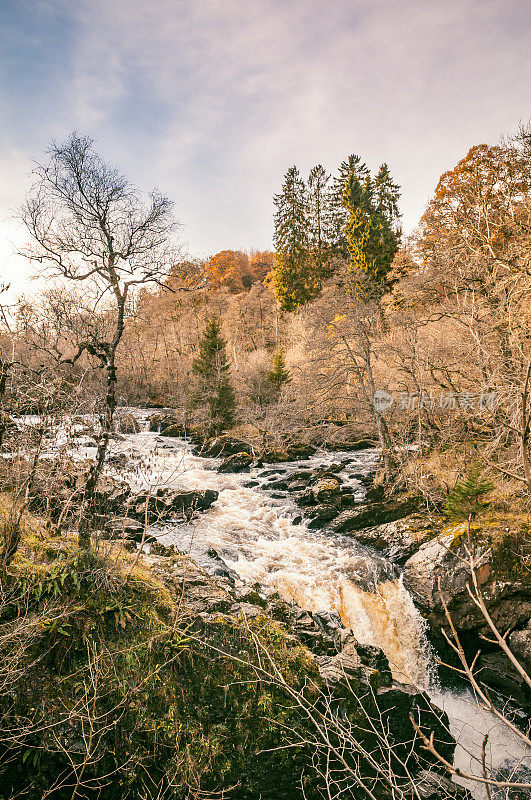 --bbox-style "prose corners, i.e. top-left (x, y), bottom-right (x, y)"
top-left (414, 126), bottom-right (531, 490)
